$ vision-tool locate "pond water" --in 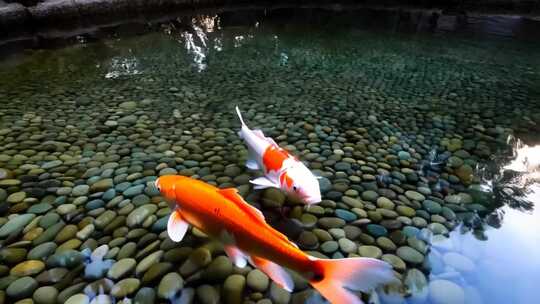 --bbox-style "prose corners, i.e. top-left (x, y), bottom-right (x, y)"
top-left (0, 8), bottom-right (539, 304)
